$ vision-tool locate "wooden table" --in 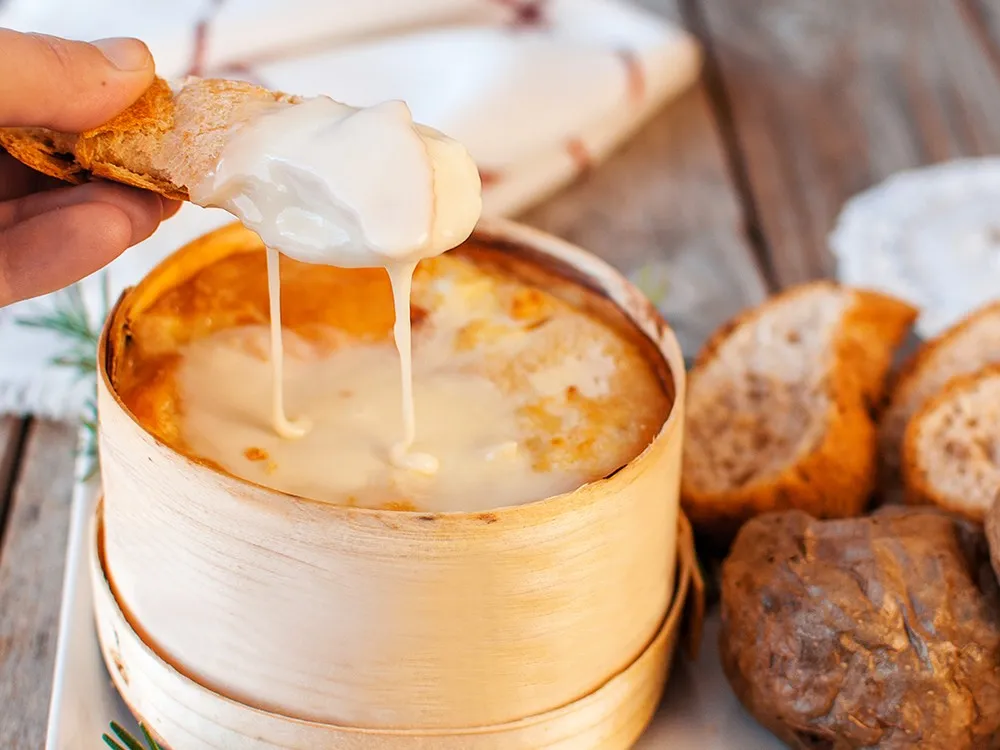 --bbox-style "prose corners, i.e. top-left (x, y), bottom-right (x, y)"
top-left (3, 0), bottom-right (1000, 745)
